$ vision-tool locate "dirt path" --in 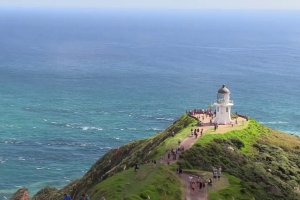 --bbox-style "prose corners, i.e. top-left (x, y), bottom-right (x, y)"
top-left (180, 173), bottom-right (208, 200)
top-left (160, 114), bottom-right (247, 200)
top-left (179, 126), bottom-right (211, 150)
